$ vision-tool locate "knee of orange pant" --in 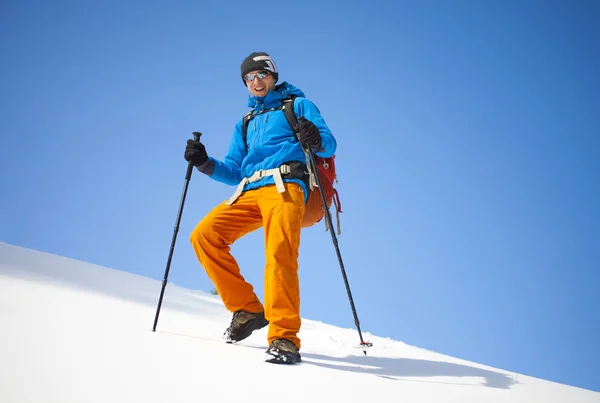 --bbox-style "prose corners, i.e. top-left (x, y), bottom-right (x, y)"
top-left (190, 220), bottom-right (208, 246)
top-left (191, 216), bottom-right (223, 249)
